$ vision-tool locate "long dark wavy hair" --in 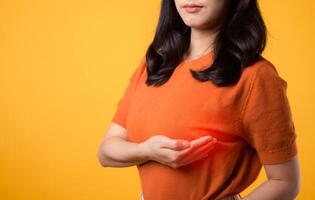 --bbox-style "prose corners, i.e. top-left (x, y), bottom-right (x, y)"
top-left (144, 0), bottom-right (267, 87)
